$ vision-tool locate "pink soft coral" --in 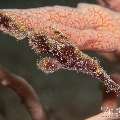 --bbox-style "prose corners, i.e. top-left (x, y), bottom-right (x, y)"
top-left (1, 3), bottom-right (120, 52)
